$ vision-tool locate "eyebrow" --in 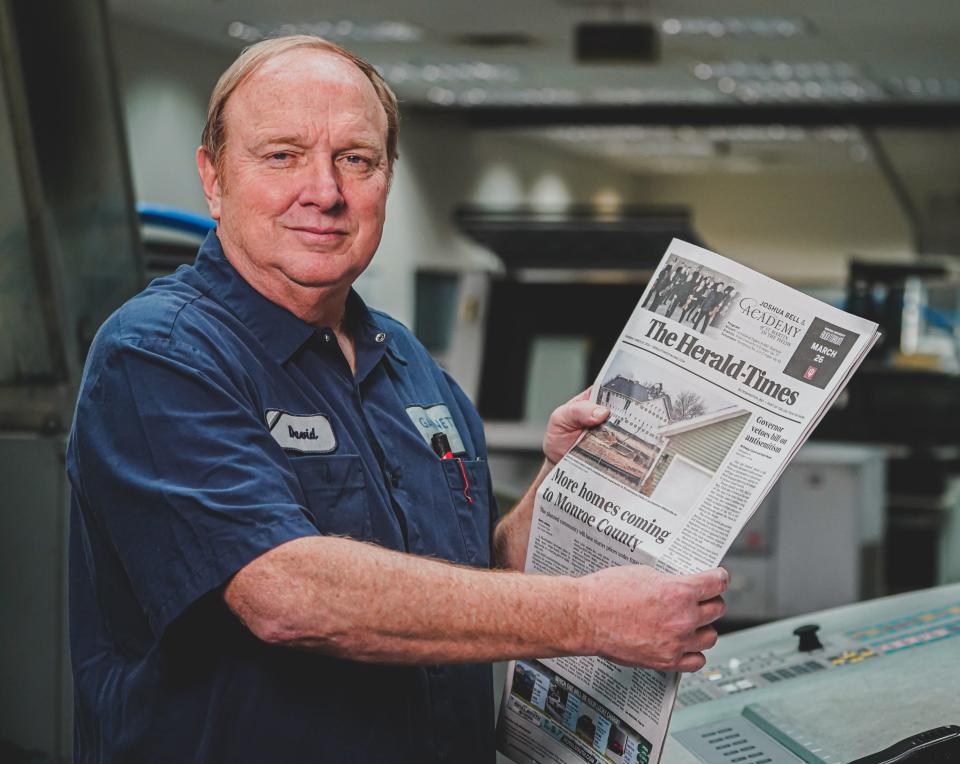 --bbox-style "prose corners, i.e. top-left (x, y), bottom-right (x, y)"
top-left (252, 135), bottom-right (310, 151)
top-left (337, 138), bottom-right (385, 154)
top-left (251, 135), bottom-right (385, 156)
